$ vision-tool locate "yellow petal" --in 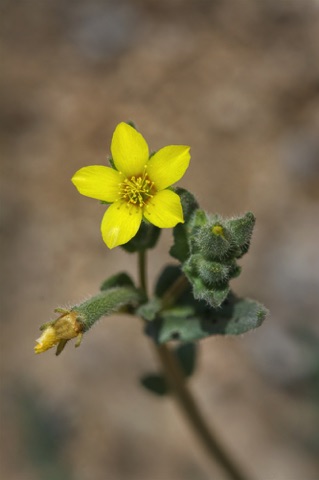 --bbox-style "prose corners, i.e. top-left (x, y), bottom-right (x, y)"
top-left (146, 145), bottom-right (190, 191)
top-left (34, 326), bottom-right (58, 353)
top-left (143, 189), bottom-right (184, 228)
top-left (72, 166), bottom-right (121, 202)
top-left (101, 201), bottom-right (143, 249)
top-left (111, 122), bottom-right (149, 177)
